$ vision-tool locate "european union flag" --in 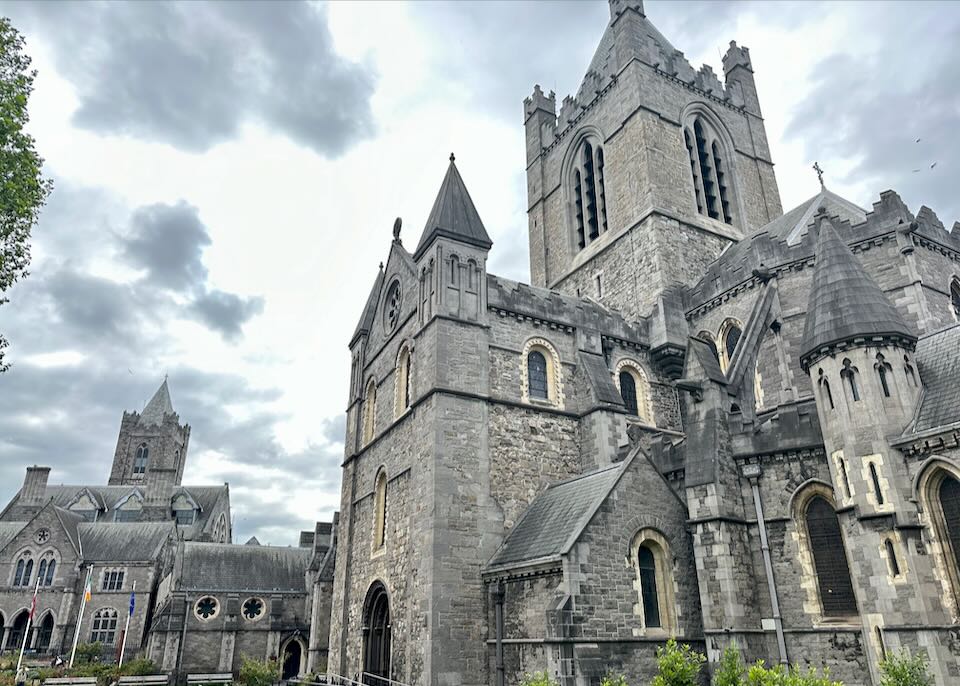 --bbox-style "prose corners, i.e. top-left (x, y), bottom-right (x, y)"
top-left (129, 591), bottom-right (136, 617)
